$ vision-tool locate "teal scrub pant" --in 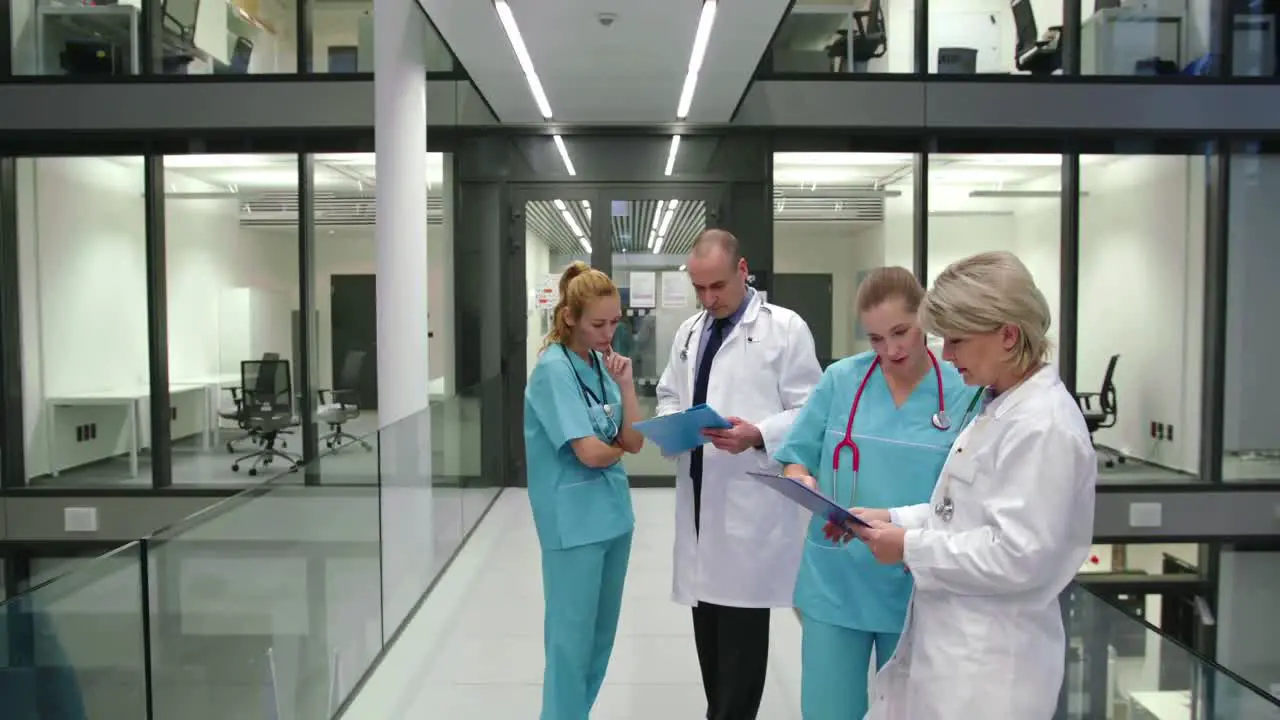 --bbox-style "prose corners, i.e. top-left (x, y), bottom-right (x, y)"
top-left (800, 615), bottom-right (900, 720)
top-left (540, 531), bottom-right (633, 720)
